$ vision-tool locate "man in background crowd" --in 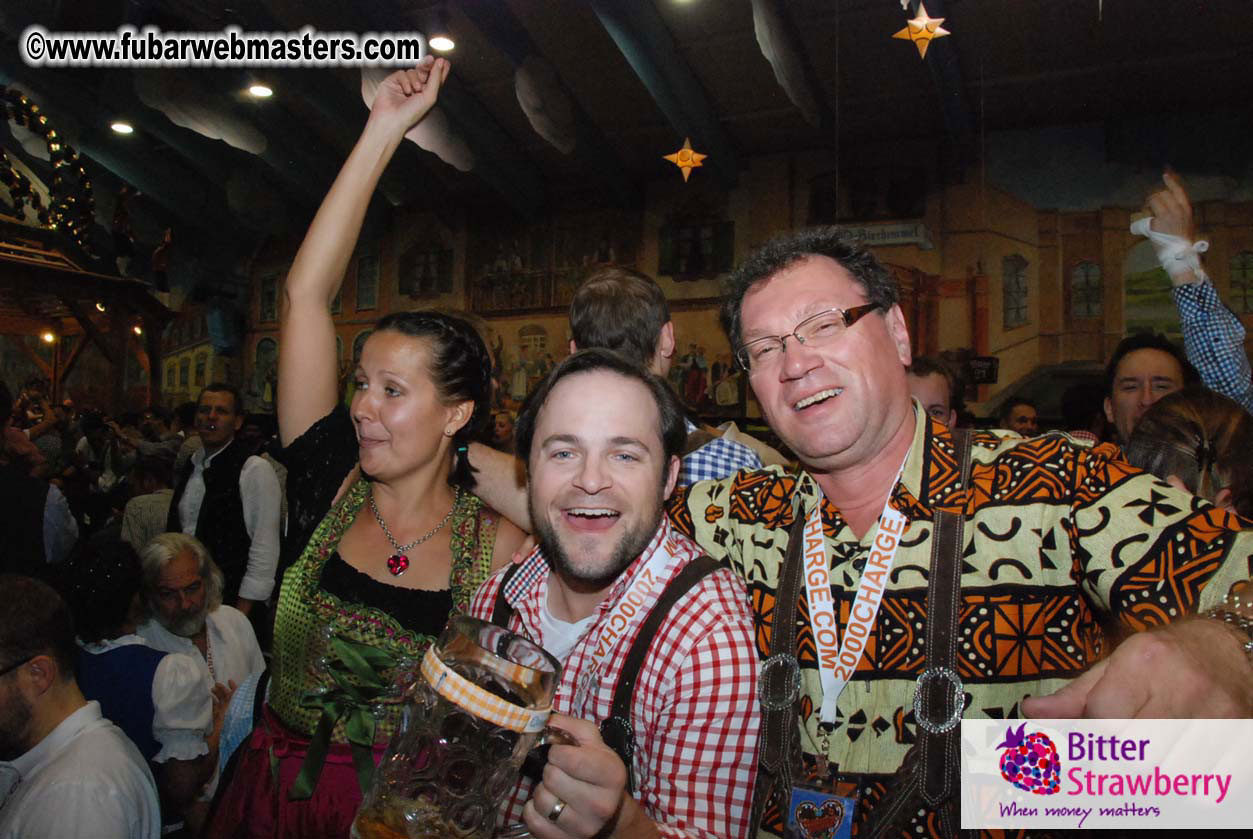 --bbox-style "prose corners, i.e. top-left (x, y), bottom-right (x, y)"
top-left (0, 575), bottom-right (160, 838)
